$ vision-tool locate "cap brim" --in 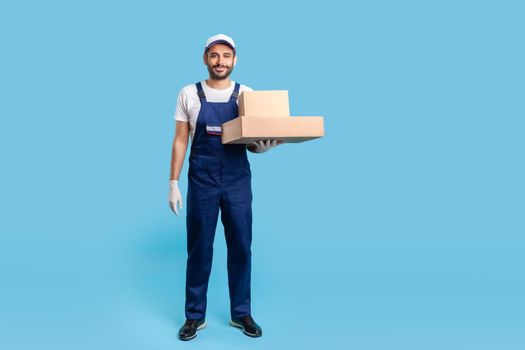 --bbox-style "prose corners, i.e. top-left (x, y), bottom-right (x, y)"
top-left (205, 39), bottom-right (236, 51)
